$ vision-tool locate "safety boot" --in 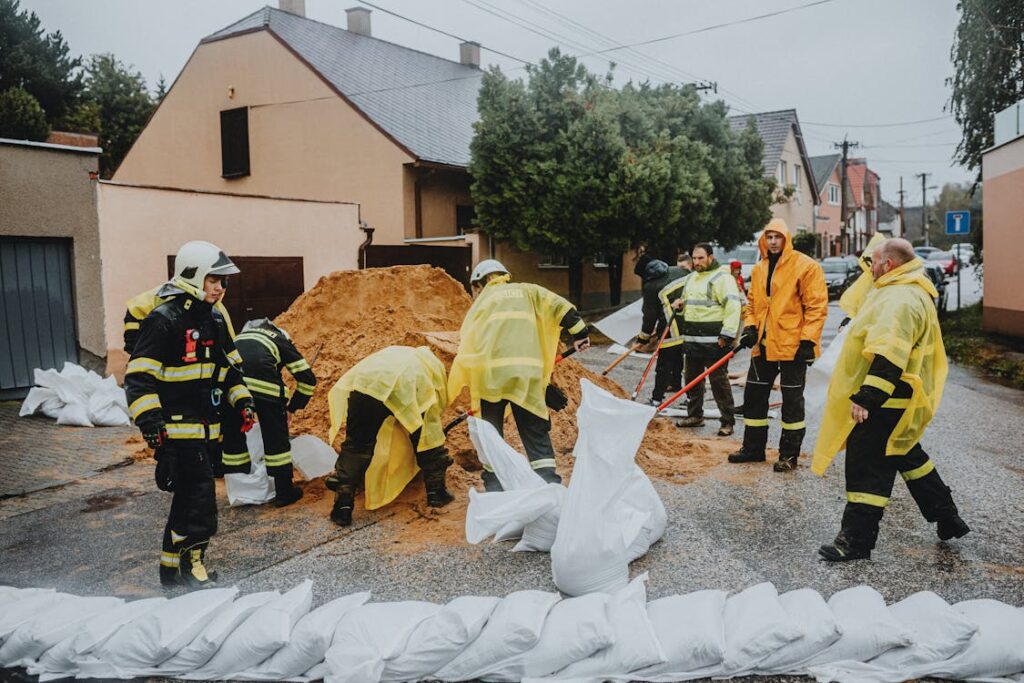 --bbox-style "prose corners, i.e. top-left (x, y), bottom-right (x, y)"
top-left (178, 547), bottom-right (218, 588)
top-left (937, 514), bottom-right (971, 541)
top-left (674, 416), bottom-right (705, 428)
top-left (534, 467), bottom-right (563, 486)
top-left (481, 470), bottom-right (503, 492)
top-left (818, 532), bottom-right (871, 562)
top-left (331, 487), bottom-right (354, 527)
top-left (727, 448), bottom-right (766, 463)
top-left (273, 476), bottom-right (304, 508)
top-left (773, 456), bottom-right (799, 472)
